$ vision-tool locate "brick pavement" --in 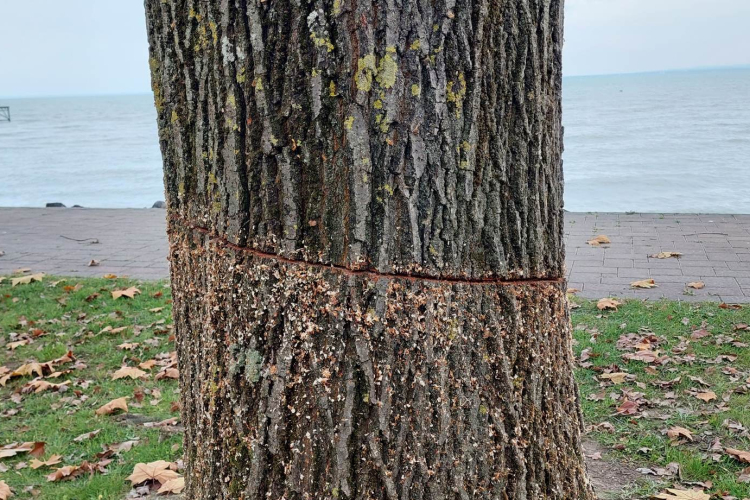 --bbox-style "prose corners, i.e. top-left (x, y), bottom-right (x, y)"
top-left (1, 208), bottom-right (750, 302)
top-left (0, 208), bottom-right (169, 280)
top-left (565, 213), bottom-right (750, 303)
